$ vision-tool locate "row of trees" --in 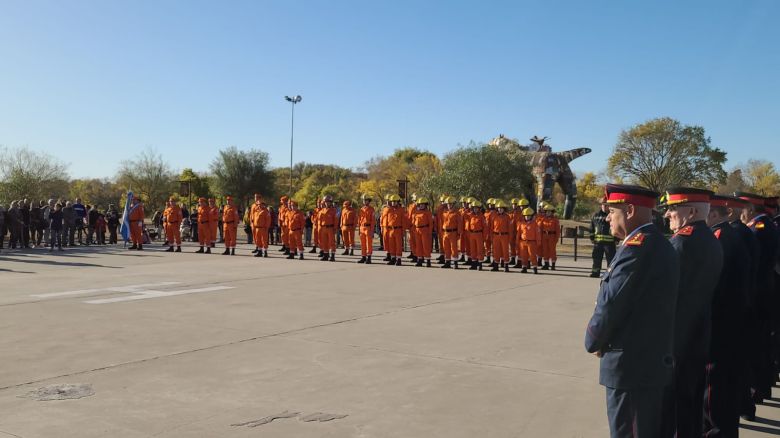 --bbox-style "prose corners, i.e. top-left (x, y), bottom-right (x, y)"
top-left (2, 116), bottom-right (778, 220)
